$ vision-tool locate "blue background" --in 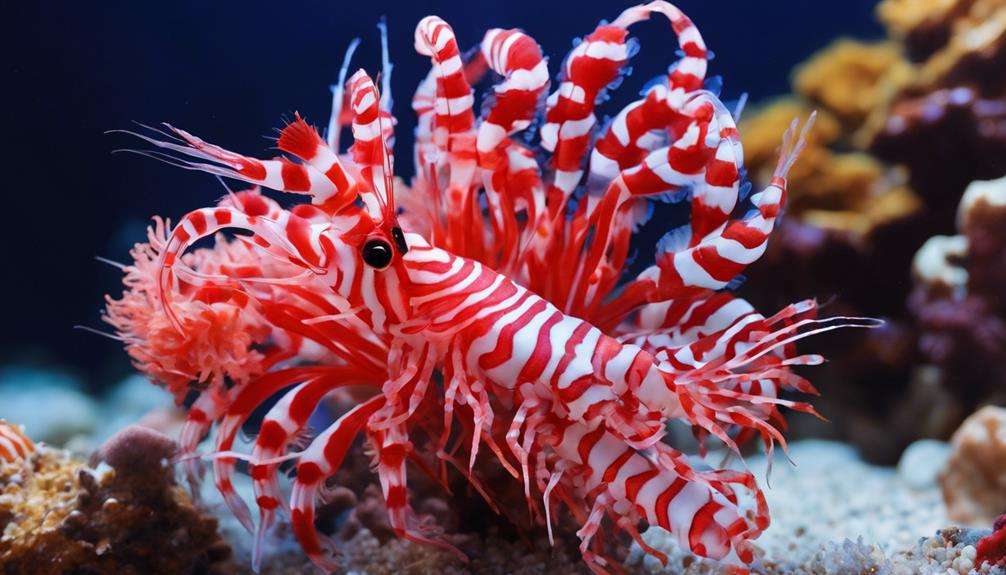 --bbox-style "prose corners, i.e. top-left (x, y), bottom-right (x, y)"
top-left (6, 1), bottom-right (882, 388)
